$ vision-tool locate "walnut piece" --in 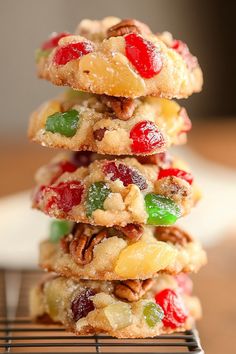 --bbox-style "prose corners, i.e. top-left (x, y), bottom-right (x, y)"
top-left (100, 95), bottom-right (137, 120)
top-left (61, 225), bottom-right (108, 265)
top-left (155, 226), bottom-right (192, 245)
top-left (114, 279), bottom-right (154, 302)
top-left (107, 19), bottom-right (151, 38)
top-left (155, 175), bottom-right (190, 202)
